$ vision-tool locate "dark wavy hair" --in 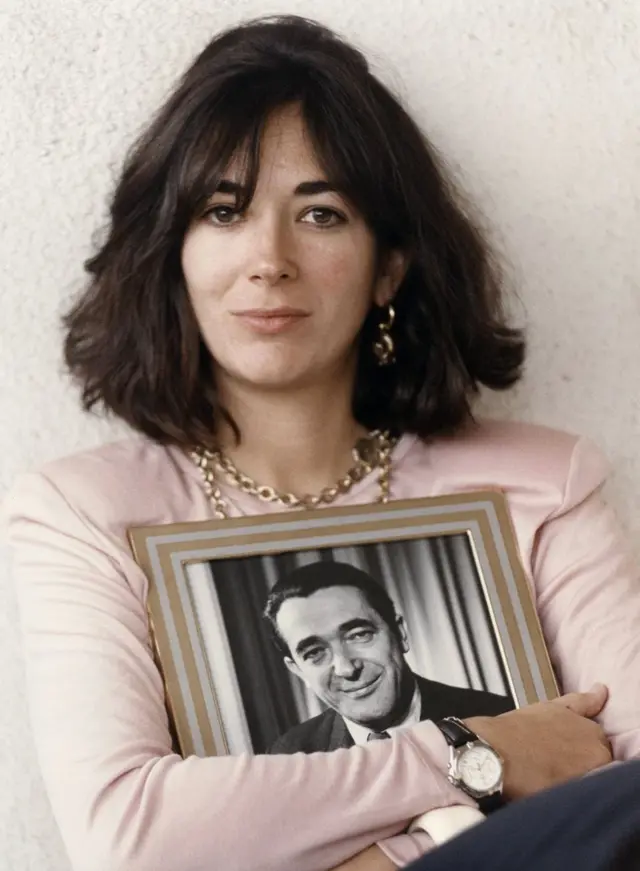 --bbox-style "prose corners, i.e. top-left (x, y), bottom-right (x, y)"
top-left (63, 14), bottom-right (525, 449)
top-left (263, 561), bottom-right (403, 657)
